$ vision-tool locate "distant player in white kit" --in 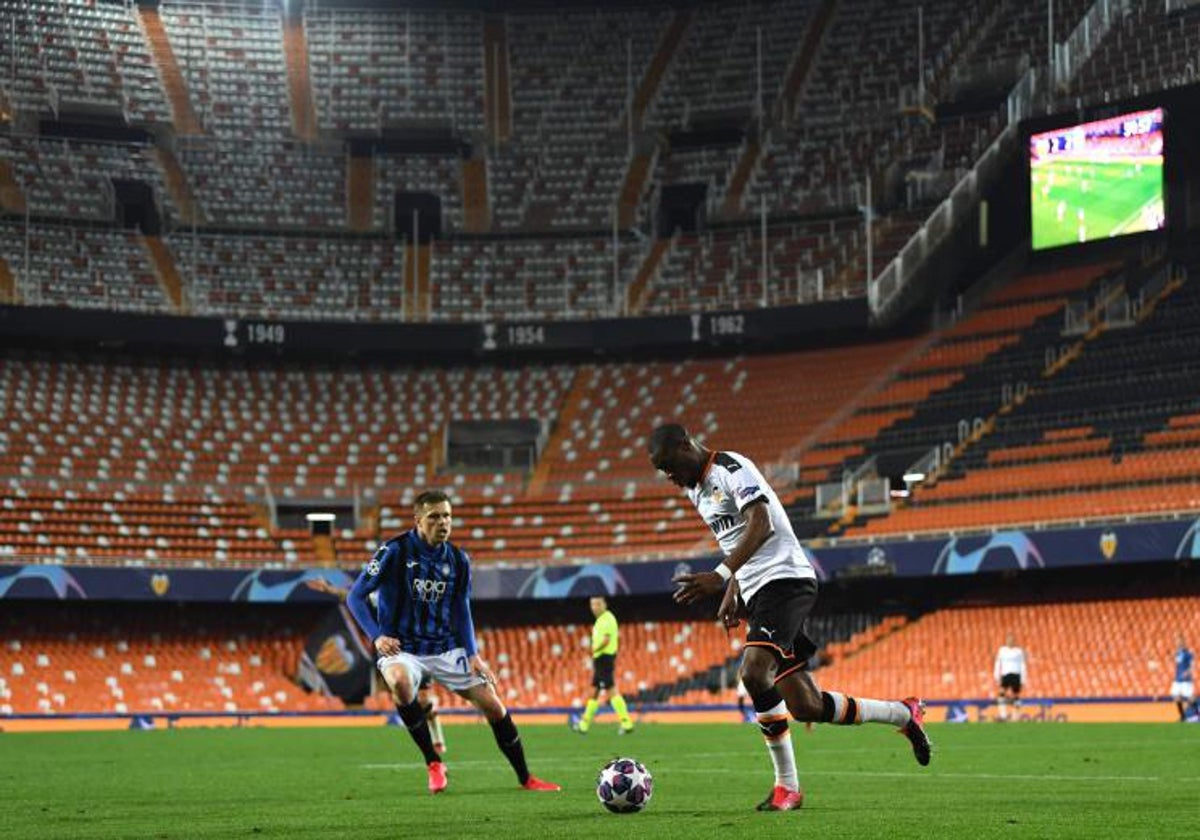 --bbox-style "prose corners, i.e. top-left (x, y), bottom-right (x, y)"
top-left (994, 633), bottom-right (1027, 722)
top-left (1169, 635), bottom-right (1194, 721)
top-left (650, 423), bottom-right (930, 813)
